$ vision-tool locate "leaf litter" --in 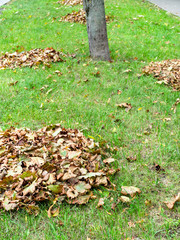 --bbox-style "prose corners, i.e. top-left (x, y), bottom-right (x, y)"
top-left (60, 9), bottom-right (110, 25)
top-left (0, 48), bottom-right (64, 70)
top-left (142, 59), bottom-right (180, 91)
top-left (57, 0), bottom-right (83, 6)
top-left (0, 124), bottom-right (119, 213)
